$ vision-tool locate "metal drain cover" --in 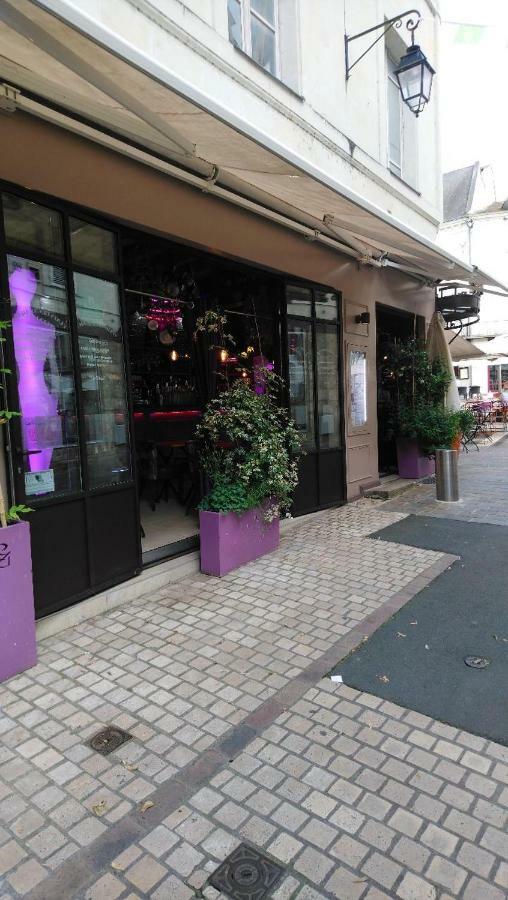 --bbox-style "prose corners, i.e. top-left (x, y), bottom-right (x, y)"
top-left (209, 843), bottom-right (284, 900)
top-left (88, 726), bottom-right (132, 755)
top-left (464, 655), bottom-right (491, 669)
